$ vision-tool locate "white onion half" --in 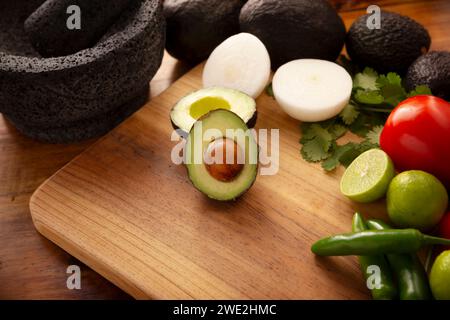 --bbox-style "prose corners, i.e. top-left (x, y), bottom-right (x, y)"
top-left (202, 33), bottom-right (271, 99)
top-left (272, 59), bottom-right (353, 122)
